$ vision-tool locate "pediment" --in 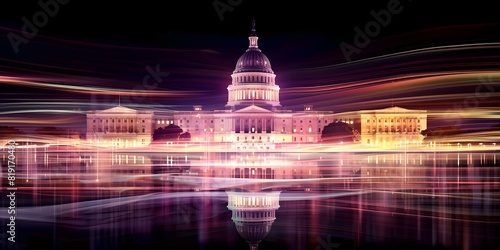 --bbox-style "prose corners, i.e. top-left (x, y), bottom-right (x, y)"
top-left (234, 105), bottom-right (273, 113)
top-left (99, 106), bottom-right (138, 114)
